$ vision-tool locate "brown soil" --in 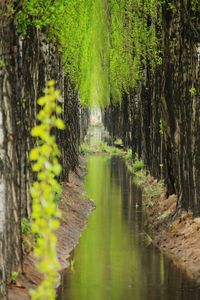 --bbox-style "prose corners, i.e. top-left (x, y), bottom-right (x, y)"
top-left (147, 190), bottom-right (200, 283)
top-left (8, 158), bottom-right (95, 300)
